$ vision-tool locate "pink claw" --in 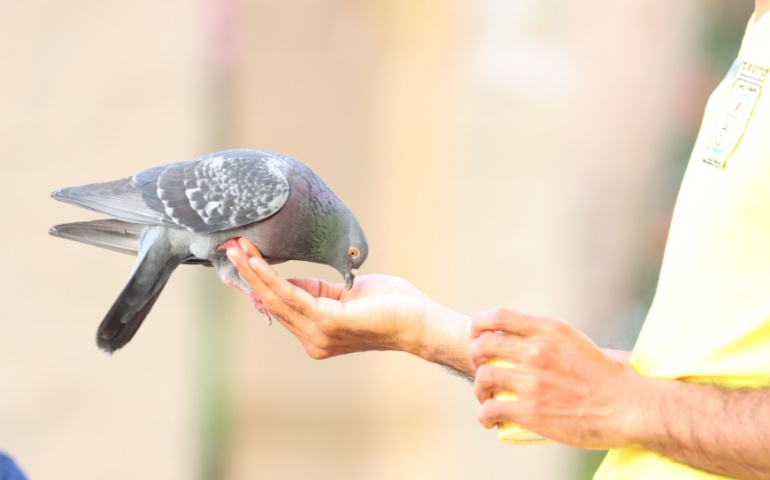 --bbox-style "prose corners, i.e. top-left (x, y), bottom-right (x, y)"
top-left (248, 291), bottom-right (273, 326)
top-left (216, 238), bottom-right (242, 252)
